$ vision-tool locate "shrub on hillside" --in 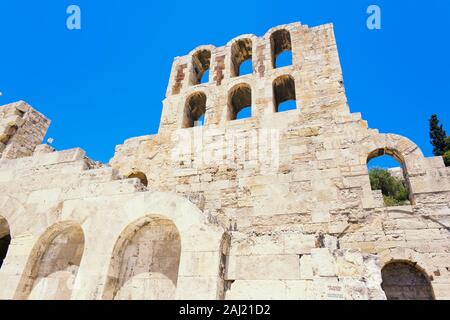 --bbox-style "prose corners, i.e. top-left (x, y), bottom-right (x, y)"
top-left (443, 151), bottom-right (450, 167)
top-left (369, 168), bottom-right (410, 206)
